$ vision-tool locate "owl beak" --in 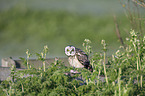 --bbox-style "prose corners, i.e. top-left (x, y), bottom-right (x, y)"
top-left (70, 50), bottom-right (75, 56)
top-left (70, 50), bottom-right (73, 54)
